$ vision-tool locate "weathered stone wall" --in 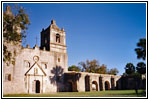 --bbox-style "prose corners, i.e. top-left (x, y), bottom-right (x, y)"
top-left (3, 43), bottom-right (23, 94)
top-left (3, 44), bottom-right (68, 94)
top-left (3, 19), bottom-right (68, 94)
top-left (64, 72), bottom-right (121, 92)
